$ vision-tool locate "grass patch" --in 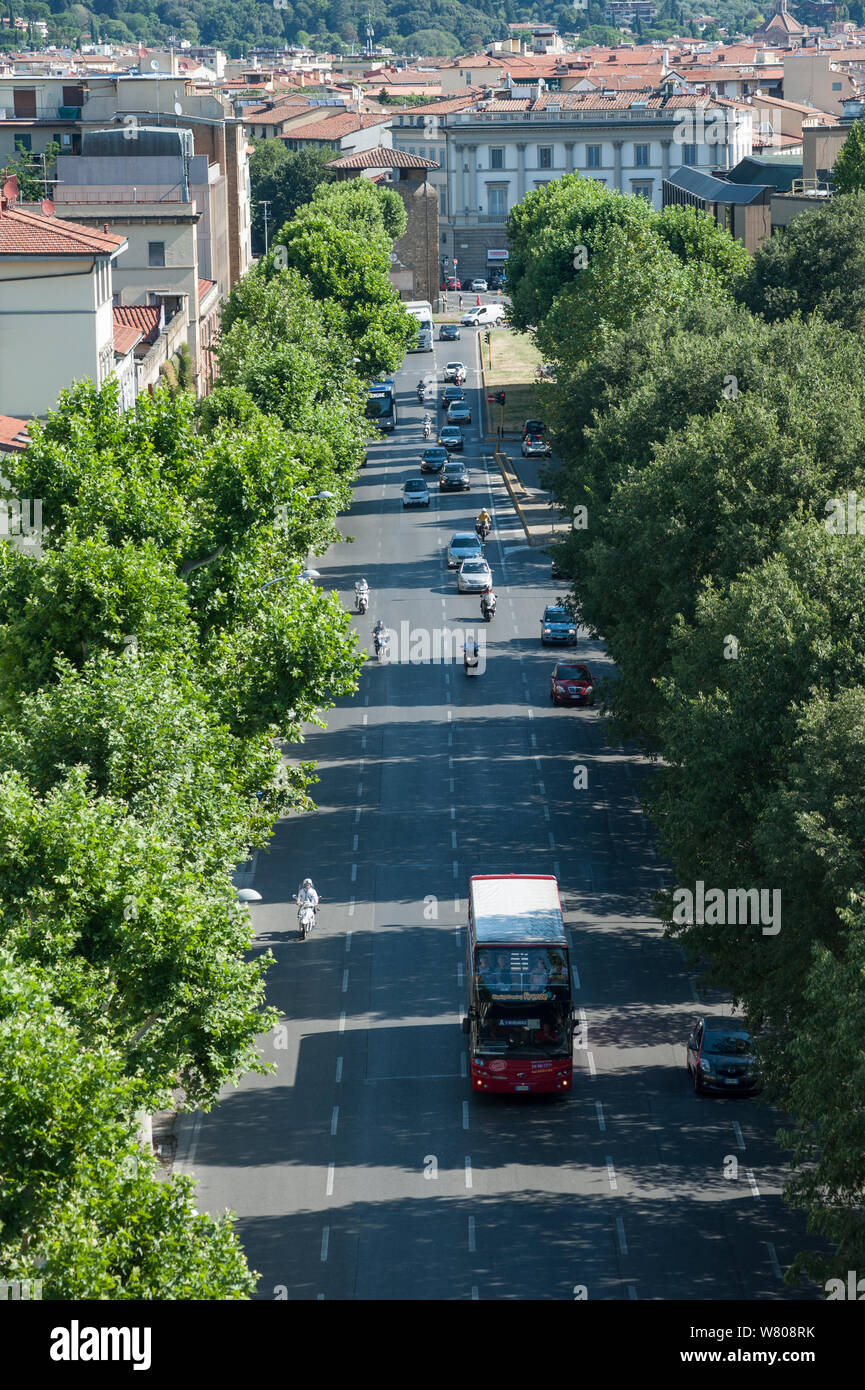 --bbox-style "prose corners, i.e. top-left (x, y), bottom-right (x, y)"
top-left (482, 329), bottom-right (543, 432)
